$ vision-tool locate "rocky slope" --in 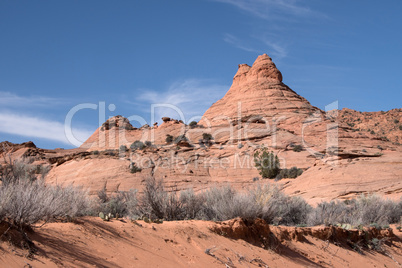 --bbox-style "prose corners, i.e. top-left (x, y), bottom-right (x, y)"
top-left (337, 108), bottom-right (402, 144)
